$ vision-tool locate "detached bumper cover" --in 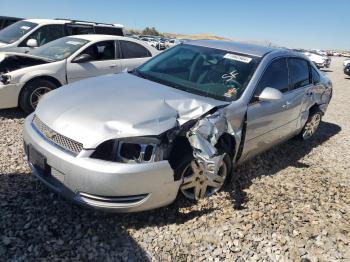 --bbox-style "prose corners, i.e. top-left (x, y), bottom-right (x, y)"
top-left (23, 114), bottom-right (181, 212)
